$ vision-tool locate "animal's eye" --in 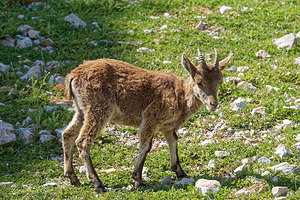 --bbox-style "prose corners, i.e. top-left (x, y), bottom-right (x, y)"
top-left (197, 82), bottom-right (203, 87)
